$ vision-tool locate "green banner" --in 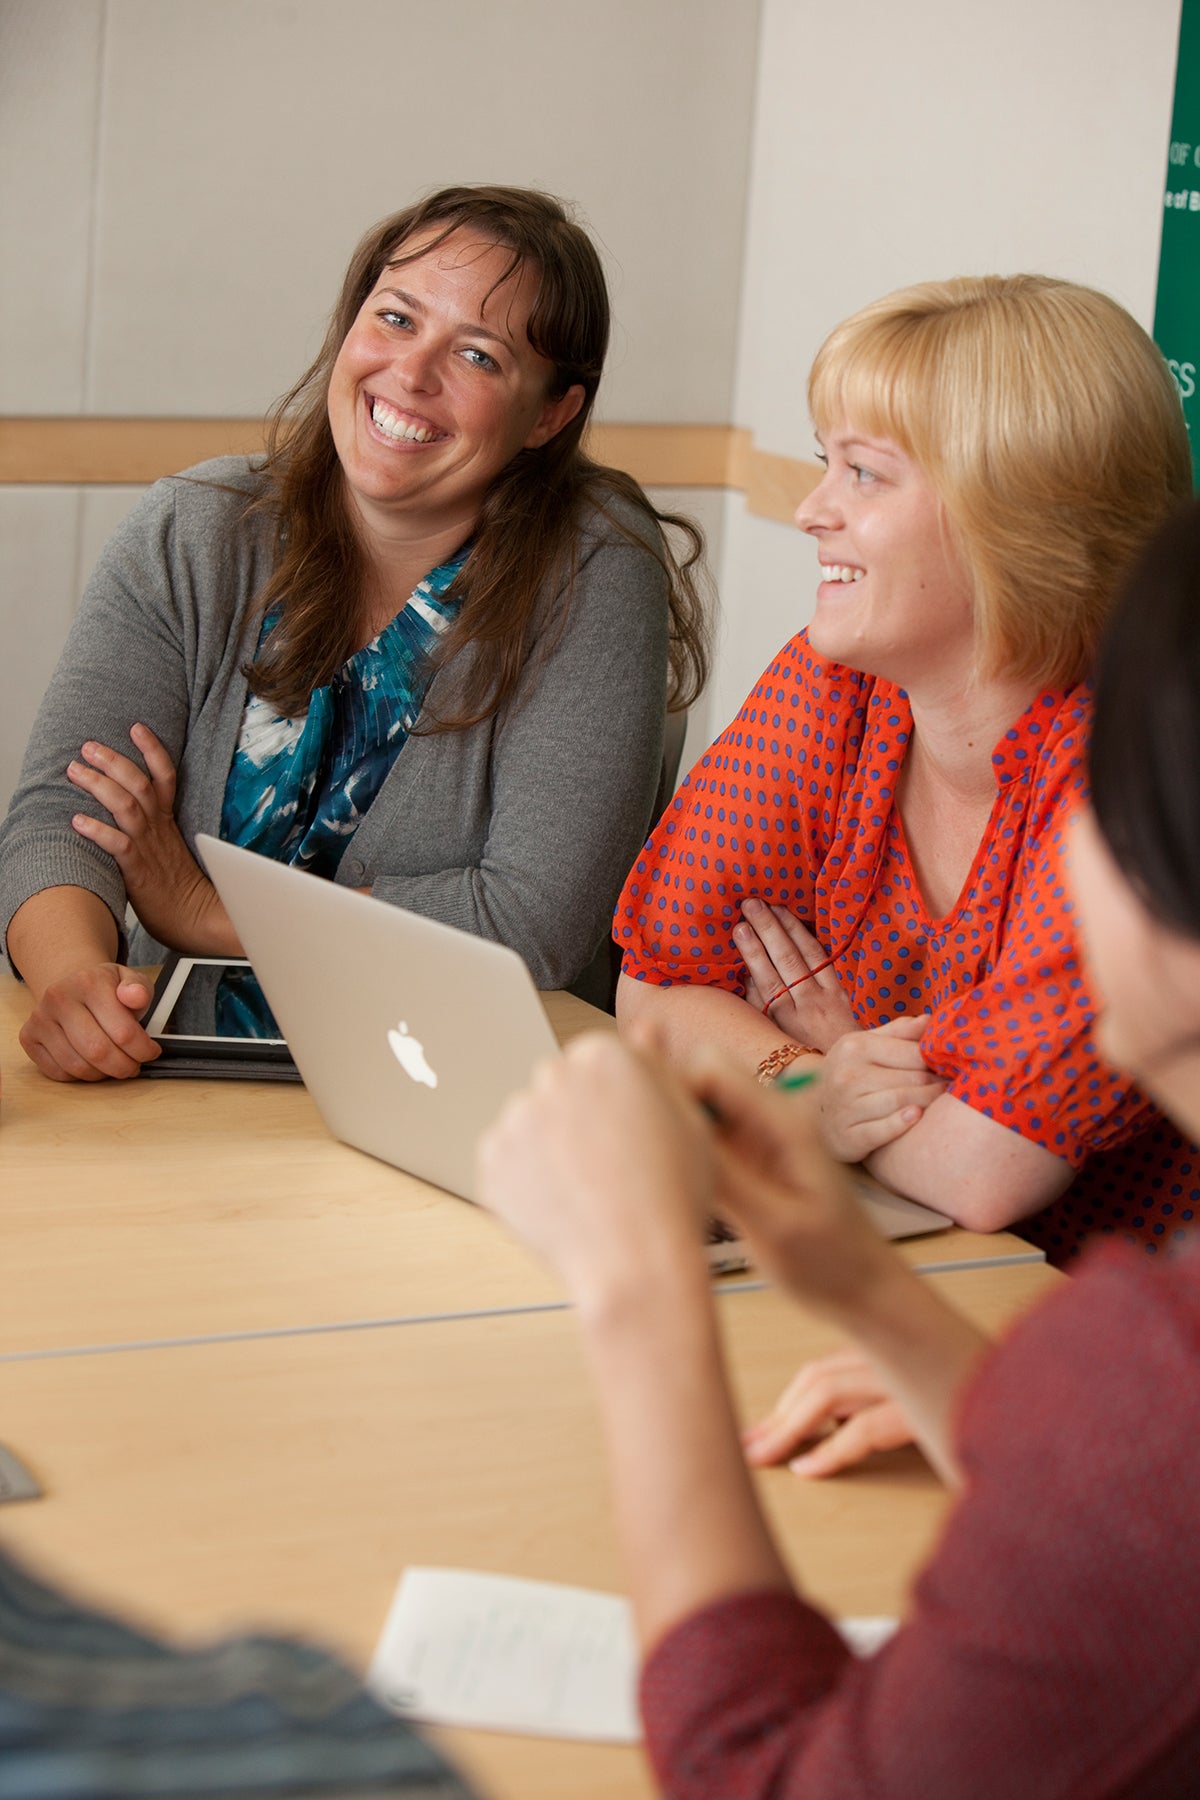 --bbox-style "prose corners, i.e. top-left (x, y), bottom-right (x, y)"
top-left (1155, 0), bottom-right (1200, 484)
